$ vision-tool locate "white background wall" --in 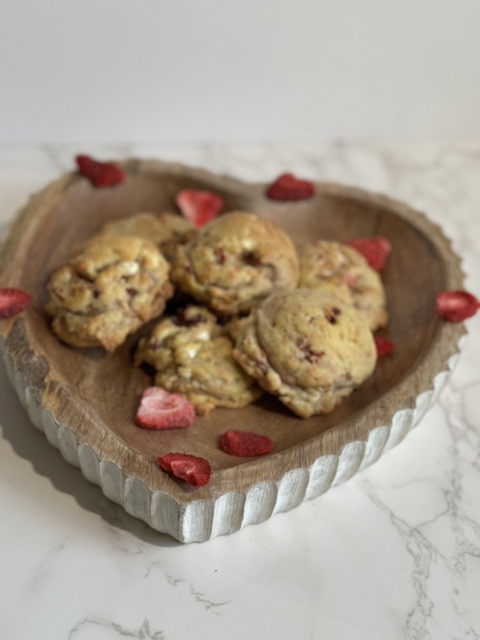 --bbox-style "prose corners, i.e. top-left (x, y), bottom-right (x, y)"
top-left (1, 0), bottom-right (480, 144)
